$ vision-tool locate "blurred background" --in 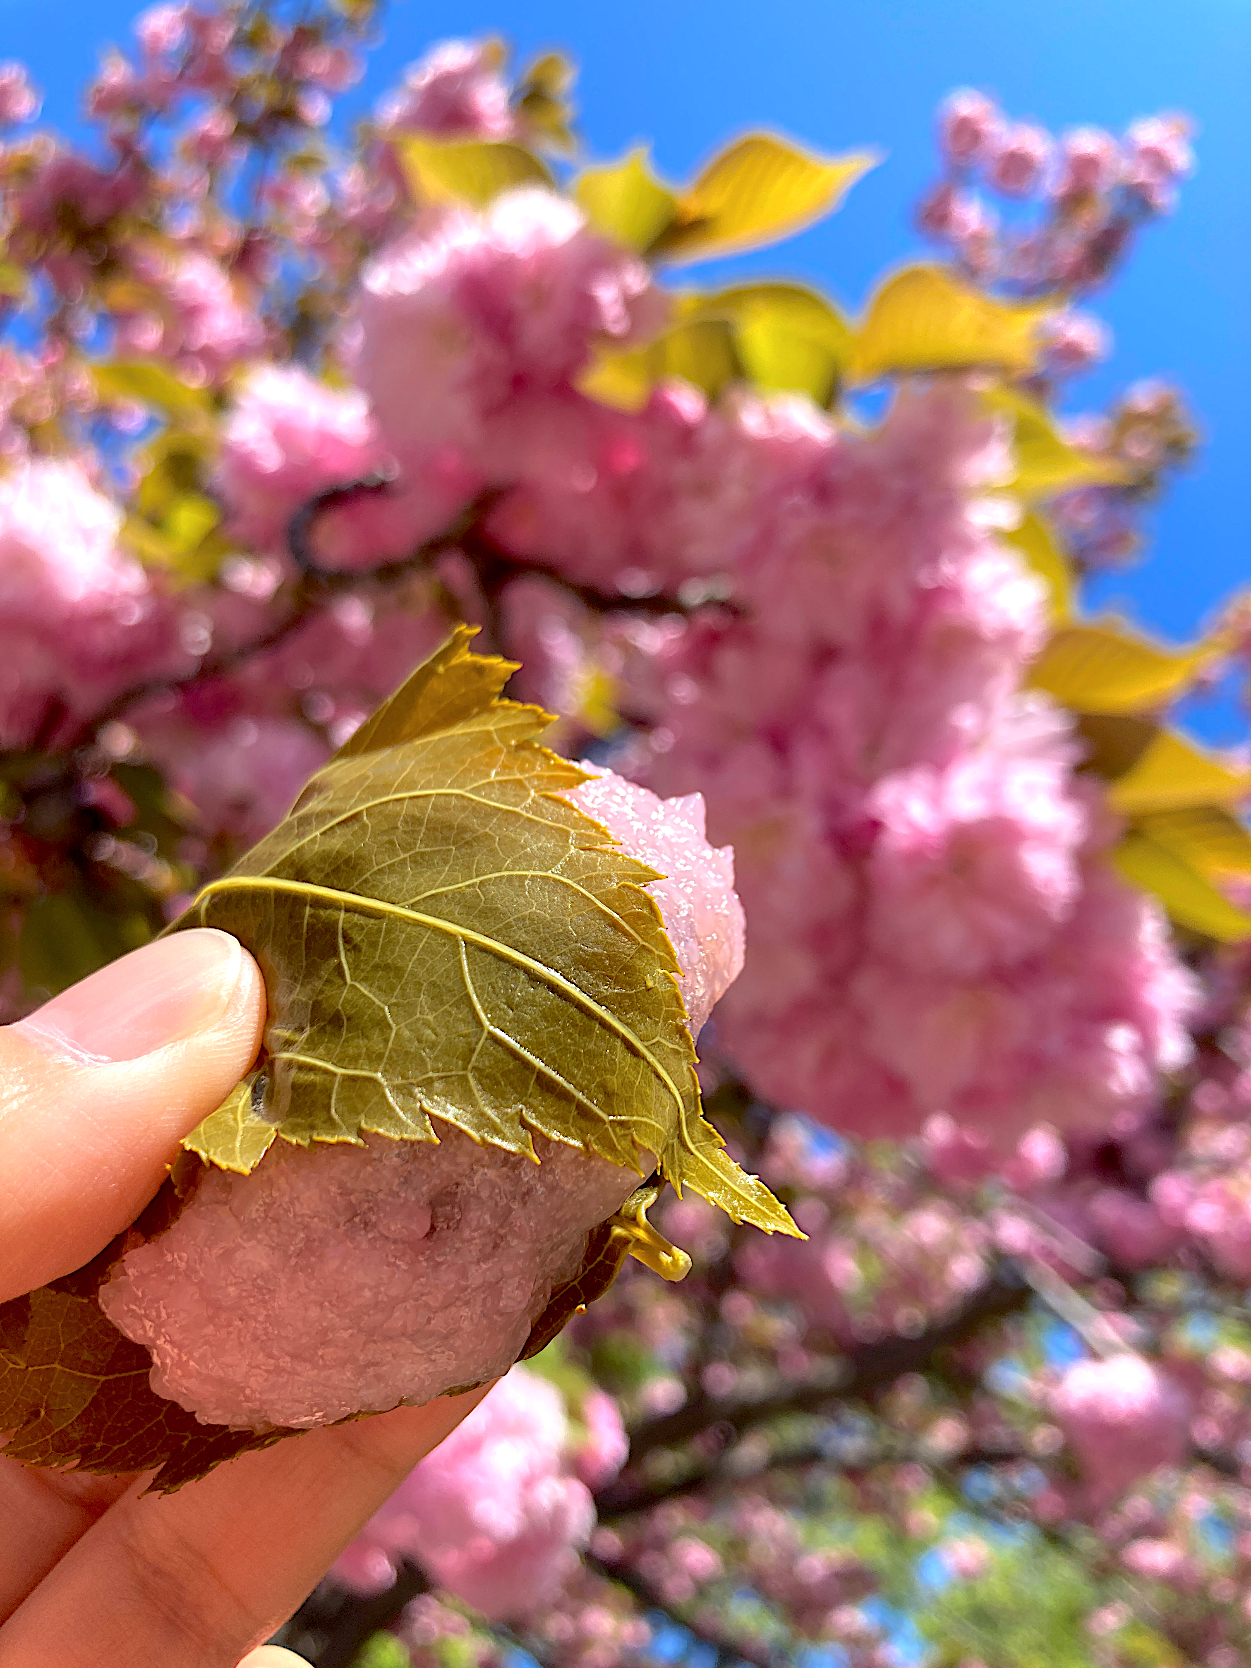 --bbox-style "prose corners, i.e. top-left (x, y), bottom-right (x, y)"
top-left (13, 0), bottom-right (1251, 705)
